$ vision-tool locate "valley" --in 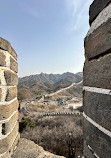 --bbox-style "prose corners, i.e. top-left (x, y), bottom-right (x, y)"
top-left (18, 72), bottom-right (83, 158)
